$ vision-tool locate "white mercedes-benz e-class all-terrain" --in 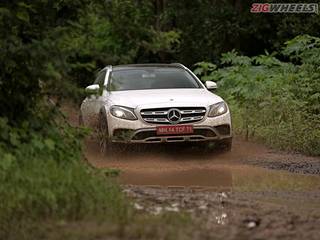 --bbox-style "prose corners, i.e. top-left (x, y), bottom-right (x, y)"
top-left (80, 63), bottom-right (232, 151)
